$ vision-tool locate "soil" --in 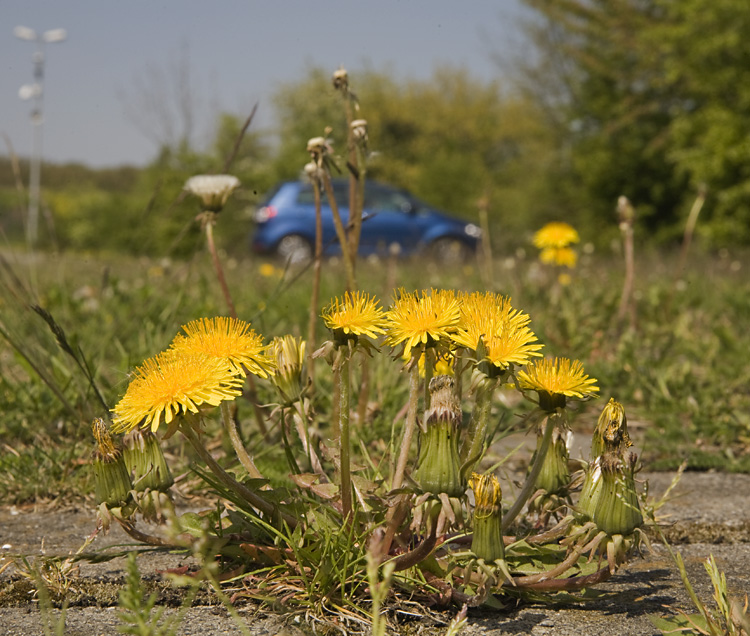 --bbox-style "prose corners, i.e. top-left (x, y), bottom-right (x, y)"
top-left (2, 471), bottom-right (749, 635)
